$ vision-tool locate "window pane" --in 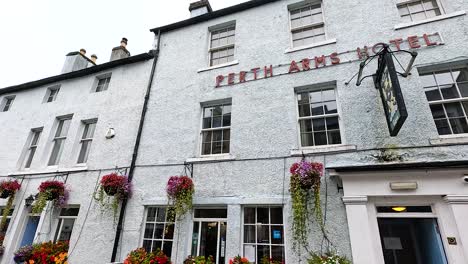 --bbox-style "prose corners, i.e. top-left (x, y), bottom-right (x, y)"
top-left (271, 246), bottom-right (285, 262)
top-left (445, 103), bottom-right (465, 117)
top-left (257, 225), bottom-right (269, 243)
top-left (425, 86), bottom-right (442, 101)
top-left (310, 91), bottom-right (322, 103)
top-left (458, 82), bottom-right (468, 97)
top-left (270, 208), bottom-right (283, 224)
top-left (398, 6), bottom-right (409, 16)
top-left (77, 140), bottom-right (91, 163)
top-left (203, 117), bottom-right (212, 129)
top-left (270, 226), bottom-right (284, 244)
top-left (311, 103), bottom-right (324, 115)
top-left (244, 207), bottom-right (255, 224)
top-left (408, 2), bottom-right (424, 13)
top-left (144, 223), bottom-right (155, 238)
top-left (154, 224), bottom-right (164, 239)
top-left (60, 208), bottom-right (79, 216)
top-left (222, 114), bottom-right (231, 127)
top-left (440, 84), bottom-right (459, 99)
top-left (423, 0), bottom-right (438, 9)
top-left (257, 208), bottom-right (269, 224)
top-left (48, 139), bottom-right (64, 165)
top-left (164, 224), bottom-right (174, 239)
top-left (301, 133), bottom-right (313, 146)
top-left (257, 245), bottom-right (270, 263)
top-left (143, 240), bottom-right (152, 252)
top-left (324, 101), bottom-right (337, 114)
top-left (326, 117), bottom-right (340, 130)
top-left (222, 140), bottom-right (230, 153)
top-left (425, 8), bottom-right (441, 18)
top-left (213, 130), bottom-right (223, 141)
top-left (450, 118), bottom-right (468, 134)
top-left (156, 207), bottom-right (166, 222)
top-left (212, 141), bottom-right (222, 154)
top-left (312, 118), bottom-right (325, 131)
top-left (162, 241), bottom-right (172, 257)
top-left (435, 71), bottom-right (453, 85)
top-left (314, 132), bottom-right (327, 145)
top-left (57, 218), bottom-right (75, 241)
top-left (152, 241), bottom-right (162, 252)
top-left (25, 148), bottom-right (36, 168)
top-left (147, 207), bottom-right (157, 222)
top-left (300, 119), bottom-right (312, 132)
top-left (223, 129), bottom-right (230, 141)
top-left (328, 130), bottom-right (342, 144)
top-left (202, 143), bottom-right (211, 155)
top-left (412, 11), bottom-right (427, 21)
top-left (213, 116), bottom-right (222, 128)
top-left (298, 104), bottom-right (311, 117)
top-left (244, 225), bottom-right (255, 243)
top-left (202, 131), bottom-right (212, 145)
top-left (435, 119), bottom-right (451, 135)
top-left (420, 74), bottom-right (437, 87)
top-left (430, 104), bottom-right (446, 119)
